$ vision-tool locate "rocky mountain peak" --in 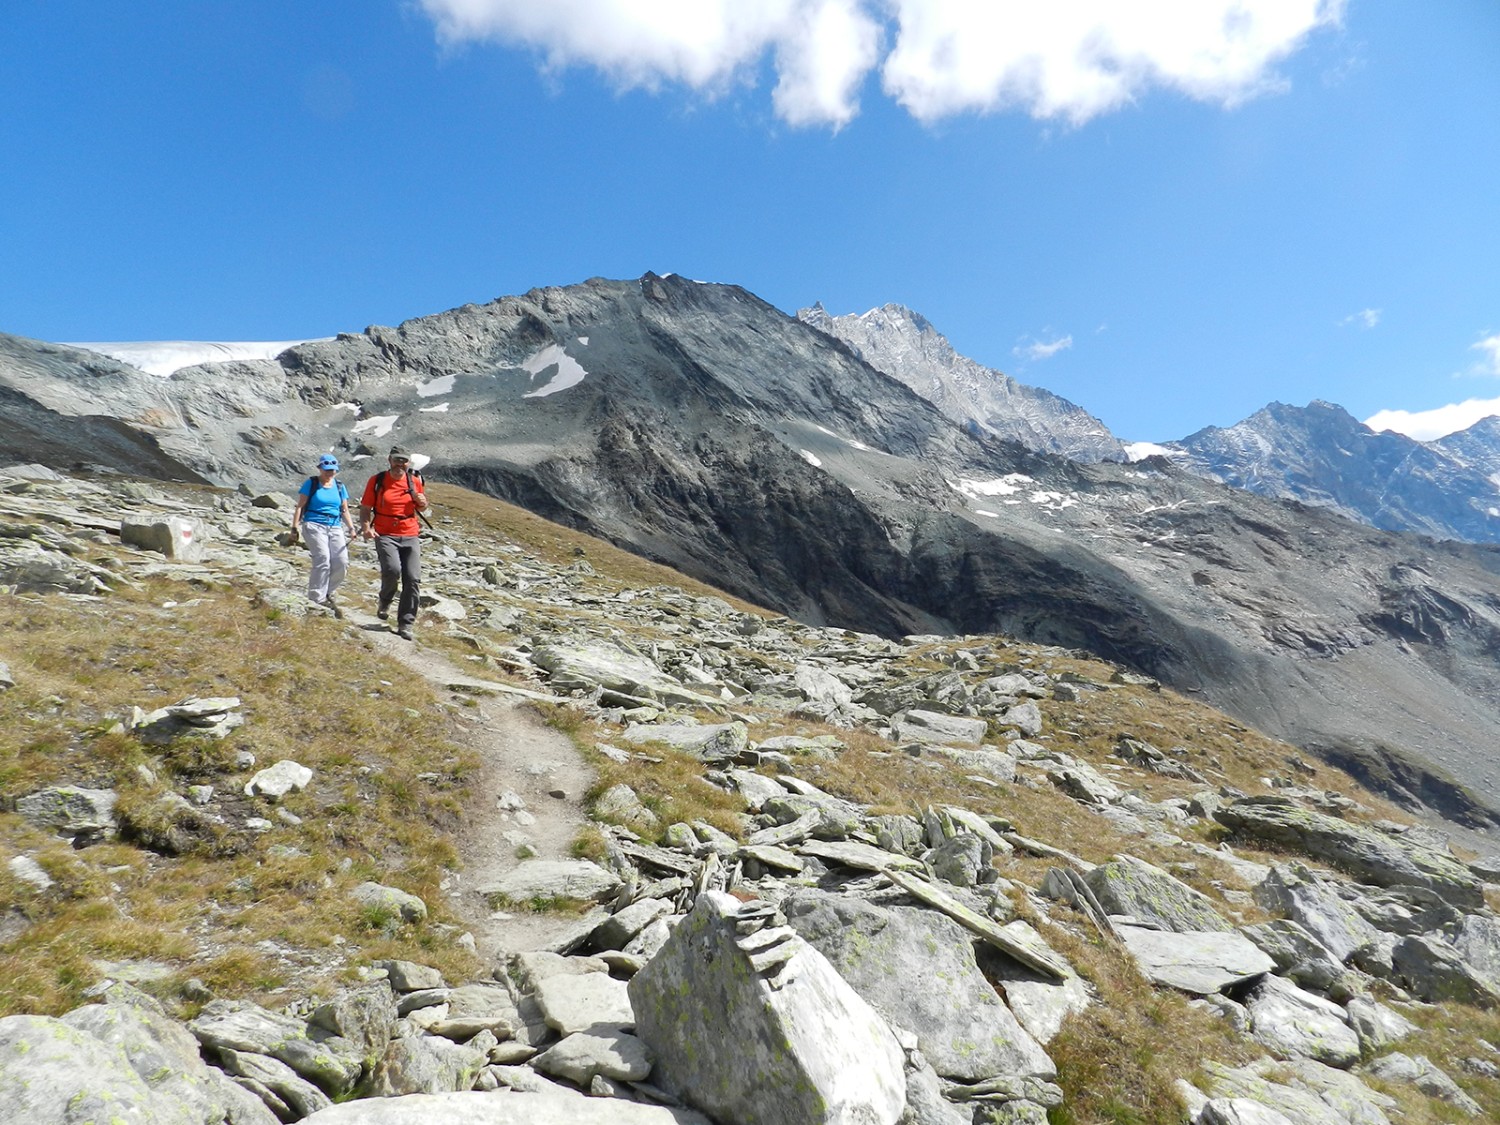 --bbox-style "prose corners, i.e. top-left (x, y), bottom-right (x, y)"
top-left (797, 302), bottom-right (1126, 464)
